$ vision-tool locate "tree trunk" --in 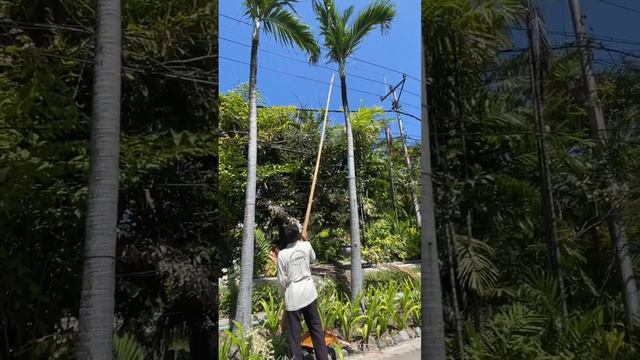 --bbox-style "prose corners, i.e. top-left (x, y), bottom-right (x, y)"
top-left (339, 72), bottom-right (363, 300)
top-left (446, 223), bottom-right (465, 359)
top-left (76, 0), bottom-right (121, 358)
top-left (568, 0), bottom-right (638, 333)
top-left (234, 21), bottom-right (260, 330)
top-left (392, 89), bottom-right (422, 227)
top-left (421, 42), bottom-right (446, 359)
top-left (526, 2), bottom-right (568, 321)
top-left (384, 122), bottom-right (399, 229)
